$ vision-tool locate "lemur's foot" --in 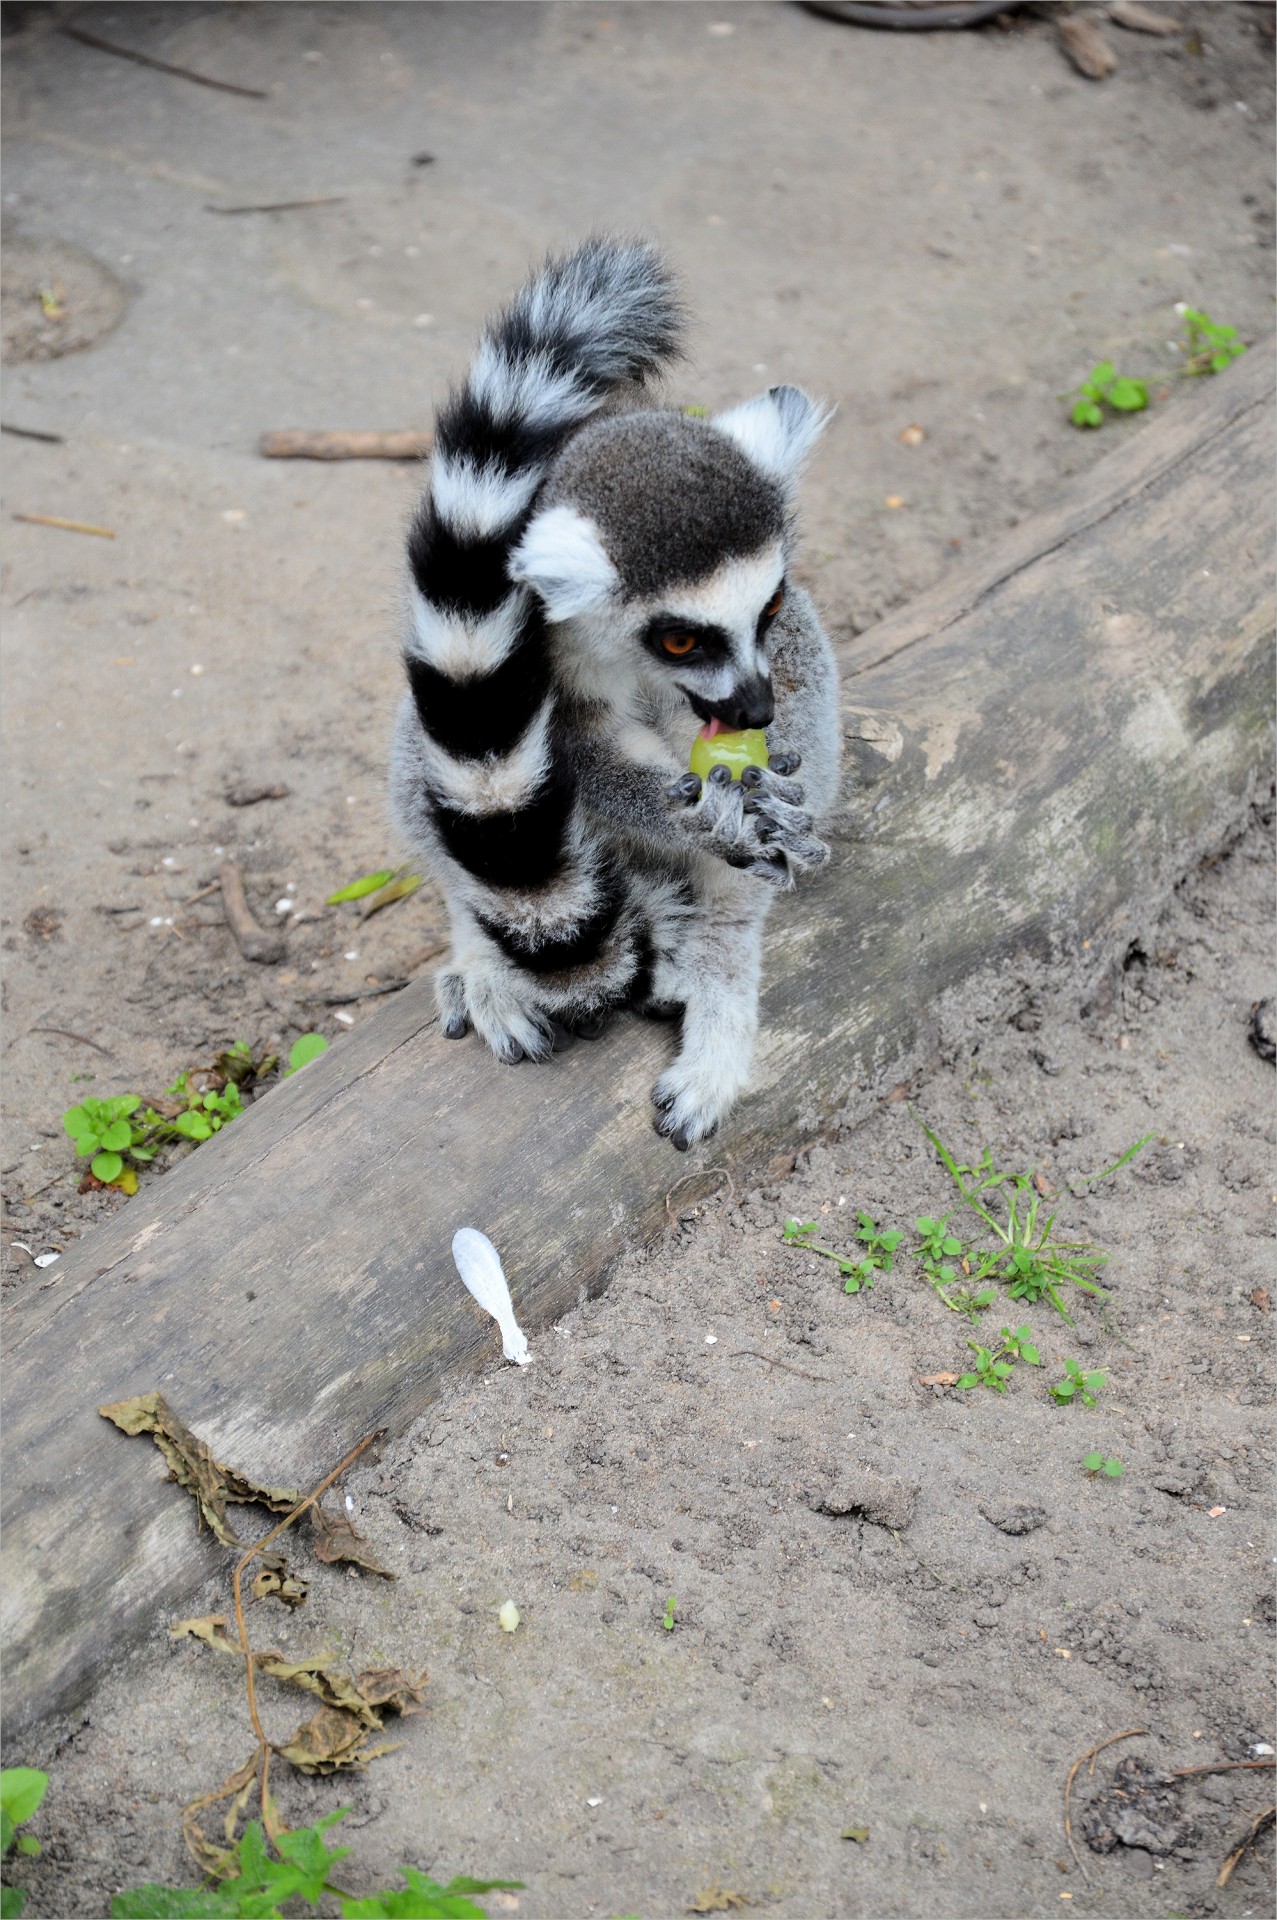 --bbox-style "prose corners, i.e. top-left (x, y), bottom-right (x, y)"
top-left (740, 765), bottom-right (830, 882)
top-left (650, 1059), bottom-right (731, 1152)
top-left (436, 964), bottom-right (555, 1064)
